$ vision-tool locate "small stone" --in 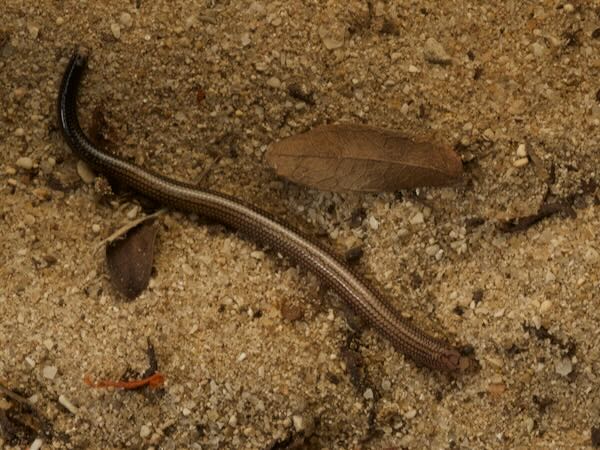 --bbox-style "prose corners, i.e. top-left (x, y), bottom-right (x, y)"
top-left (404, 409), bottom-right (417, 419)
top-left (16, 156), bottom-right (33, 170)
top-left (516, 143), bottom-right (527, 157)
top-left (174, 111), bottom-right (186, 122)
top-left (58, 394), bottom-right (78, 414)
top-left (237, 352), bottom-right (247, 362)
top-left (368, 216), bottom-right (379, 230)
top-left (423, 37), bottom-right (452, 65)
top-left (408, 65), bottom-right (420, 73)
top-left (513, 157), bottom-right (529, 168)
top-left (410, 212), bottom-right (424, 225)
top-left (77, 160), bottom-right (95, 183)
top-left (126, 206), bottom-right (139, 219)
top-left (531, 42), bottom-right (547, 58)
top-left (555, 358), bottom-right (573, 377)
top-left (14, 87), bottom-right (27, 99)
top-left (318, 25), bottom-right (344, 50)
top-left (25, 357), bottom-right (36, 368)
top-left (266, 77), bottom-right (281, 88)
top-left (540, 300), bottom-right (552, 314)
top-left (563, 3), bottom-right (574, 13)
top-left (140, 425), bottom-right (151, 438)
top-left (14, 127), bottom-right (25, 137)
top-left (228, 414), bottom-right (238, 427)
top-left (241, 32), bottom-right (251, 47)
top-left (250, 250), bottom-right (264, 260)
top-left (119, 12), bottom-right (133, 28)
top-left (42, 366), bottom-right (57, 380)
top-left (56, 17), bottom-right (64, 26)
top-left (110, 23), bottom-right (121, 40)
top-left (363, 388), bottom-right (374, 400)
top-left (292, 415), bottom-right (304, 432)
top-left (425, 244), bottom-right (440, 256)
top-left (381, 379), bottom-right (391, 391)
top-left (27, 25), bottom-right (39, 39)
top-left (92, 224), bottom-right (101, 233)
top-left (43, 339), bottom-right (54, 350)
top-left (182, 407), bottom-right (191, 416)
top-left (489, 374), bottom-right (503, 384)
top-left (488, 382), bottom-right (506, 397)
